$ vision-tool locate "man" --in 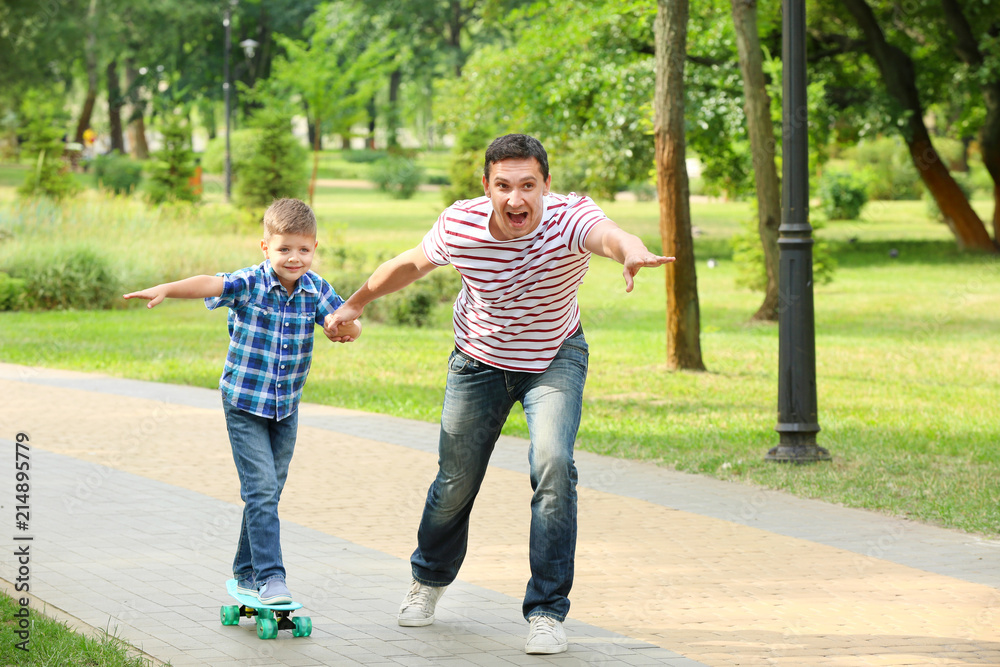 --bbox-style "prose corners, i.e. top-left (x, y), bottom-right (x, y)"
top-left (325, 134), bottom-right (673, 654)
